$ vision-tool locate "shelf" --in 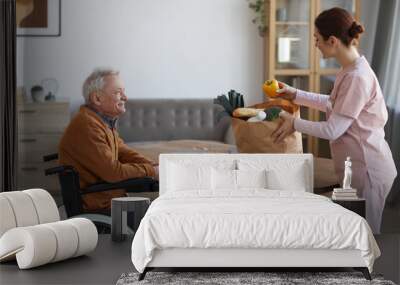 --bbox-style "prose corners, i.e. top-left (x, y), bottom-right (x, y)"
top-left (266, 0), bottom-right (361, 158)
top-left (273, 68), bottom-right (339, 76)
top-left (276, 21), bottom-right (309, 26)
top-left (318, 68), bottom-right (340, 75)
top-left (274, 69), bottom-right (311, 75)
